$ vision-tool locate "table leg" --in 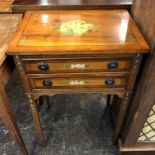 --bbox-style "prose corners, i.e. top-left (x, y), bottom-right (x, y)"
top-left (113, 92), bottom-right (131, 143)
top-left (0, 85), bottom-right (28, 155)
top-left (26, 94), bottom-right (45, 145)
top-left (106, 94), bottom-right (111, 107)
top-left (44, 96), bottom-right (51, 110)
top-left (37, 96), bottom-right (51, 111)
